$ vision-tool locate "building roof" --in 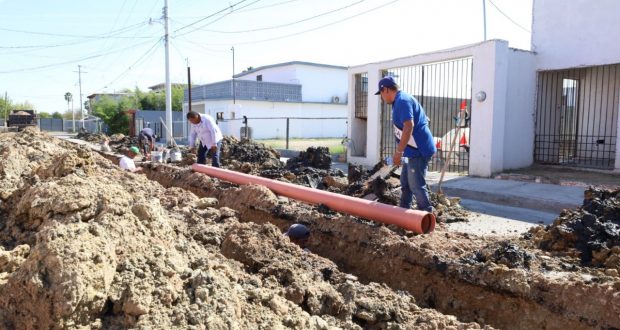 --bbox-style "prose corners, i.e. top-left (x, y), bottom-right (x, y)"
top-left (233, 61), bottom-right (348, 78)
